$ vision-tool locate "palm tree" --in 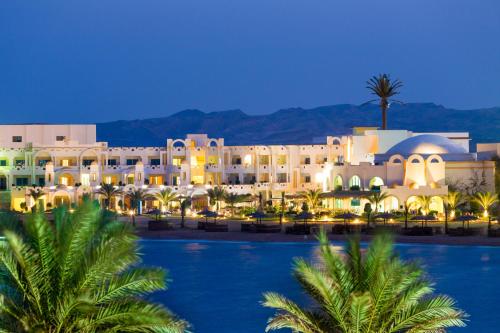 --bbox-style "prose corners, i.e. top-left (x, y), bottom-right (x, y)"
top-left (126, 188), bottom-right (151, 226)
top-left (402, 198), bottom-right (415, 229)
top-left (366, 74), bottom-right (403, 130)
top-left (473, 192), bottom-right (499, 231)
top-left (95, 183), bottom-right (123, 210)
top-left (28, 188), bottom-right (45, 210)
top-left (207, 186), bottom-right (227, 212)
top-left (179, 196), bottom-right (191, 229)
top-left (442, 191), bottom-right (463, 234)
top-left (153, 188), bottom-right (179, 212)
top-left (445, 191), bottom-right (463, 220)
top-left (416, 195), bottom-right (433, 215)
top-left (366, 191), bottom-right (390, 214)
top-left (263, 231), bottom-right (466, 333)
top-left (224, 193), bottom-right (249, 216)
top-left (303, 189), bottom-right (322, 212)
top-left (279, 191), bottom-right (286, 226)
top-left (0, 199), bottom-right (188, 332)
